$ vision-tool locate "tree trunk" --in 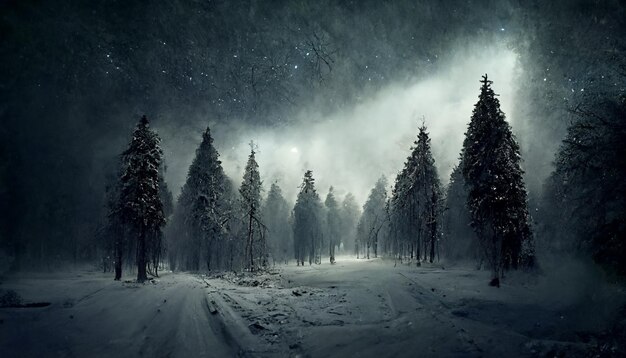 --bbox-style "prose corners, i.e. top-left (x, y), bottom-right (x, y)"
top-left (114, 238), bottom-right (123, 280)
top-left (261, 229), bottom-right (268, 267)
top-left (207, 237), bottom-right (213, 271)
top-left (416, 238), bottom-right (421, 266)
top-left (429, 216), bottom-right (436, 263)
top-left (246, 210), bottom-right (254, 271)
top-left (137, 226), bottom-right (148, 283)
top-left (373, 237), bottom-right (378, 258)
